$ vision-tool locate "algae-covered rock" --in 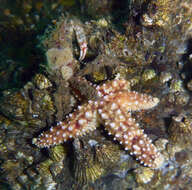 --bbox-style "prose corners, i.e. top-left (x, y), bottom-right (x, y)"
top-left (1, 0), bottom-right (192, 189)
